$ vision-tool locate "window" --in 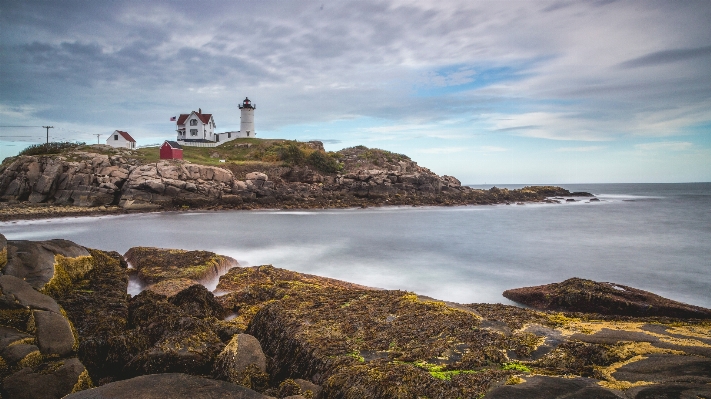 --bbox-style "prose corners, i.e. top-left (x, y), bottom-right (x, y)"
top-left (114, 135), bottom-right (118, 140)
top-left (190, 119), bottom-right (198, 126)
top-left (190, 129), bottom-right (198, 136)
